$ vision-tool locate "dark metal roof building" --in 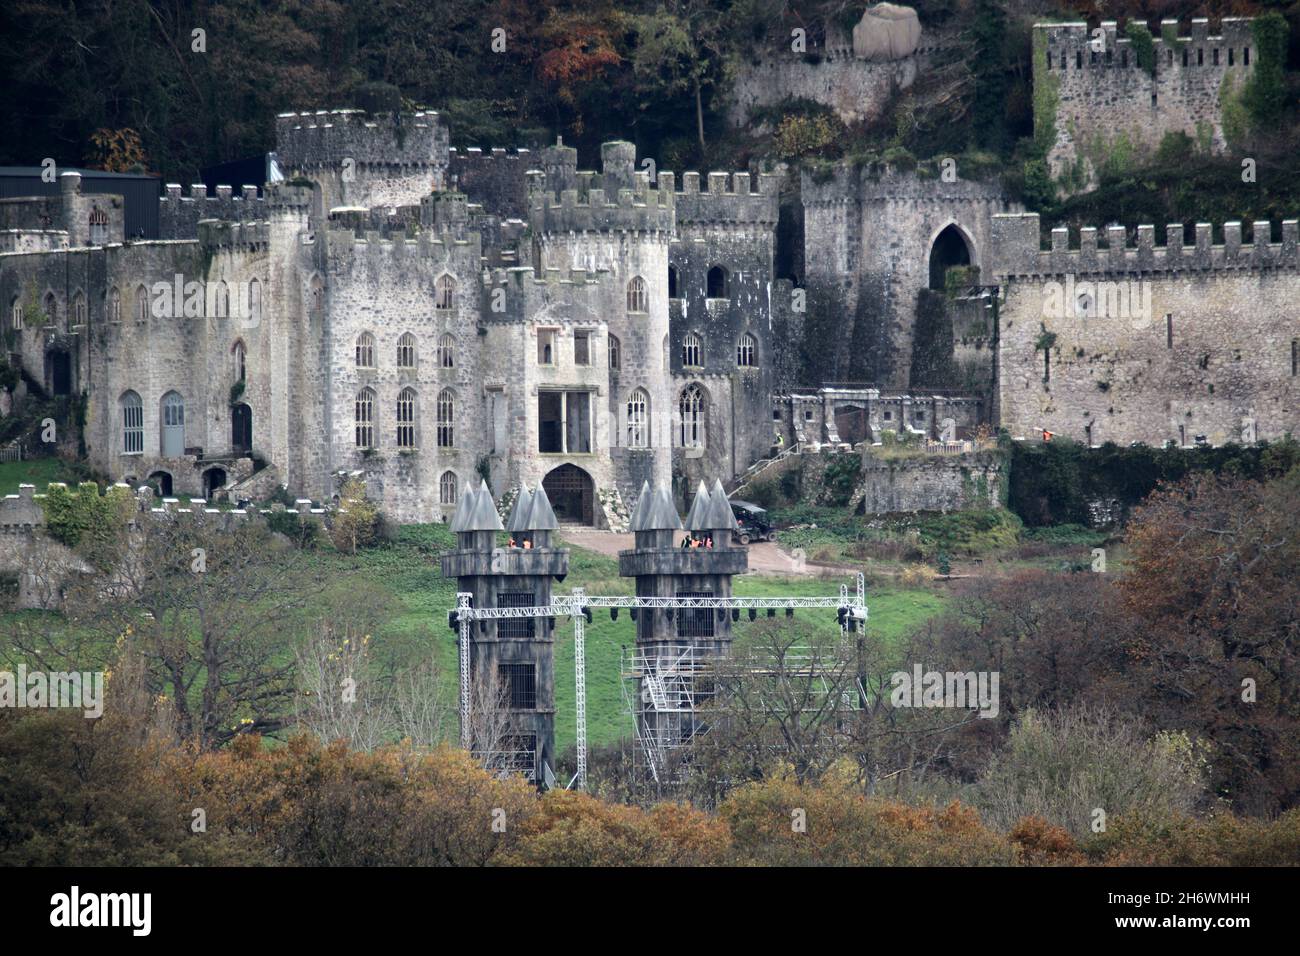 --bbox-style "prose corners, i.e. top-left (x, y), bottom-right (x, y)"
top-left (0, 167), bottom-right (161, 239)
